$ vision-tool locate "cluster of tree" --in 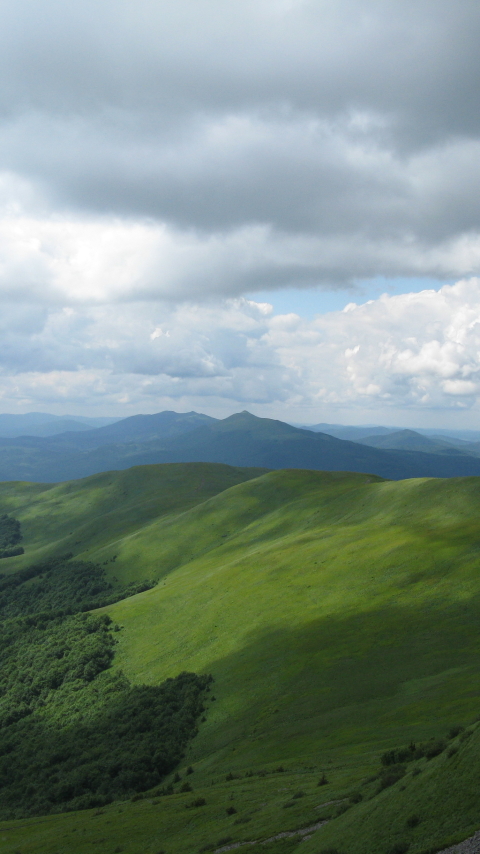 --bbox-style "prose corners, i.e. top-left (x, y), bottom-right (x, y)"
top-left (0, 660), bottom-right (211, 819)
top-left (0, 554), bottom-right (155, 618)
top-left (0, 549), bottom-right (211, 819)
top-left (0, 612), bottom-right (116, 728)
top-left (0, 514), bottom-right (23, 559)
